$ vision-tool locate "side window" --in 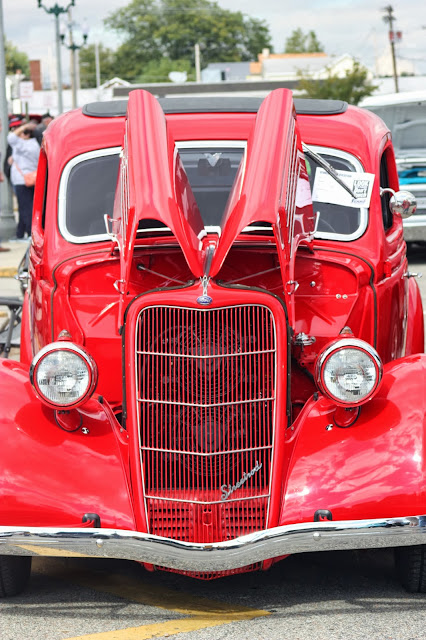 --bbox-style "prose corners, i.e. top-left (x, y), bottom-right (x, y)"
top-left (65, 153), bottom-right (120, 237)
top-left (59, 148), bottom-right (121, 243)
top-left (380, 152), bottom-right (393, 232)
top-left (303, 146), bottom-right (368, 241)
